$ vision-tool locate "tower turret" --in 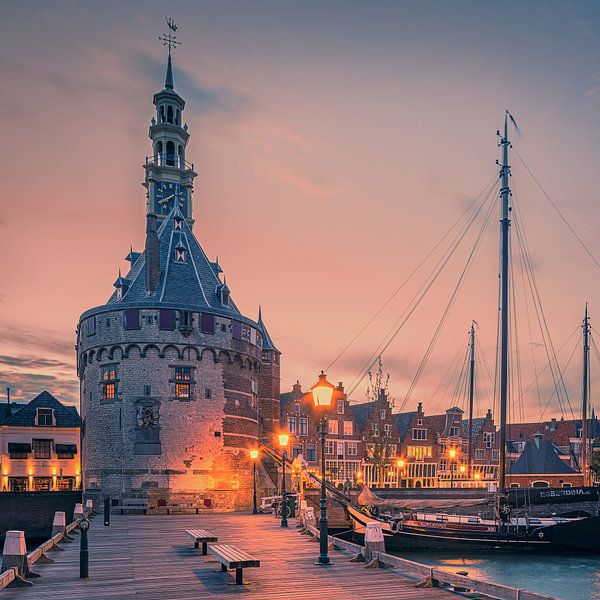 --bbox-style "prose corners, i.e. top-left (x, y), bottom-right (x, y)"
top-left (143, 23), bottom-right (197, 224)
